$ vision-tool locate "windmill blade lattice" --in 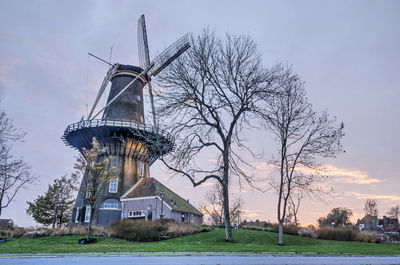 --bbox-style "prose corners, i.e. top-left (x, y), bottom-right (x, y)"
top-left (138, 14), bottom-right (151, 69)
top-left (148, 34), bottom-right (190, 77)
